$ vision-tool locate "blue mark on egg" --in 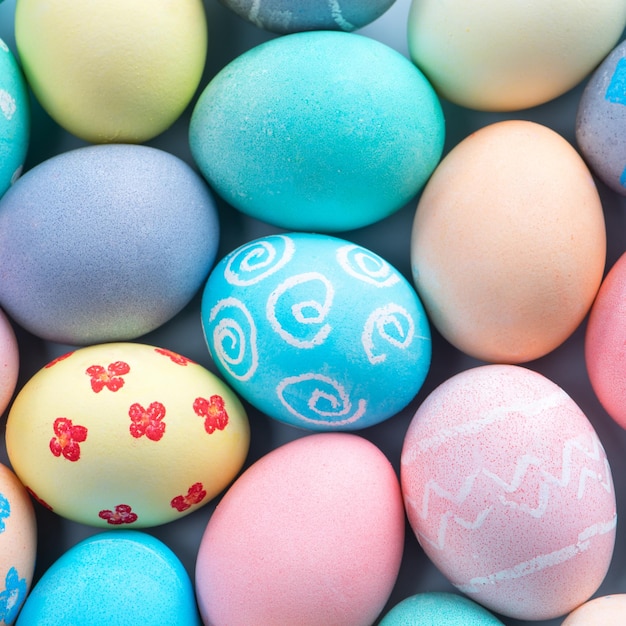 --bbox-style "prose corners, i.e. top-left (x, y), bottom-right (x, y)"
top-left (0, 567), bottom-right (27, 624)
top-left (605, 57), bottom-right (626, 105)
top-left (0, 493), bottom-right (10, 532)
top-left (620, 166), bottom-right (626, 188)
